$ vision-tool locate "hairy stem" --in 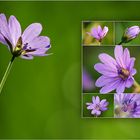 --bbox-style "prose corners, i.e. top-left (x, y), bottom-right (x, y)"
top-left (0, 56), bottom-right (15, 94)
